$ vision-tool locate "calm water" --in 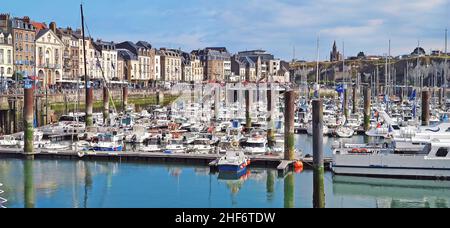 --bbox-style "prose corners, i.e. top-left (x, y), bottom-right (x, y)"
top-left (1, 135), bottom-right (449, 208)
